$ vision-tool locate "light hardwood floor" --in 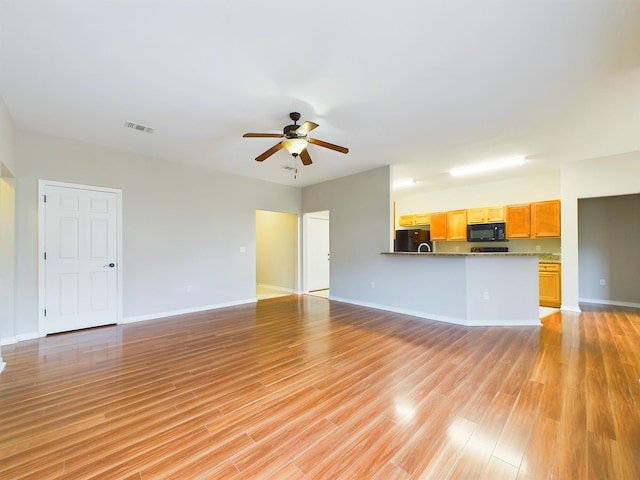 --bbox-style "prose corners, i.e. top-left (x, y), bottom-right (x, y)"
top-left (1, 296), bottom-right (639, 479)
